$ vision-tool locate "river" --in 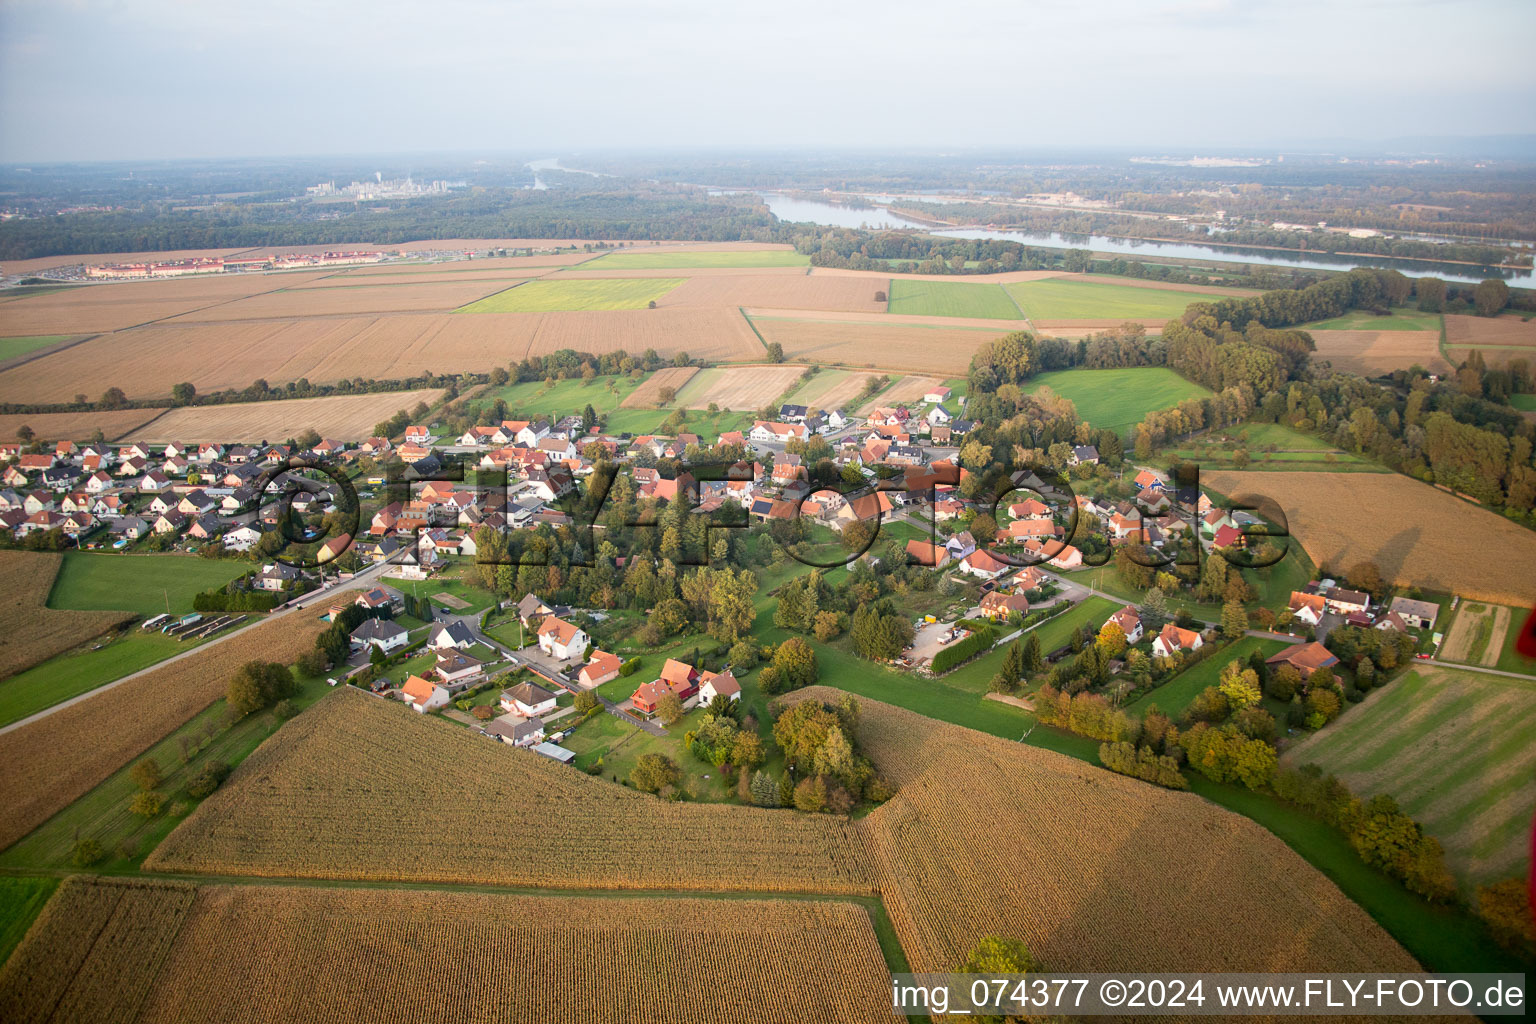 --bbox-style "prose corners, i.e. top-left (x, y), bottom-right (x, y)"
top-left (757, 193), bottom-right (1532, 285)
